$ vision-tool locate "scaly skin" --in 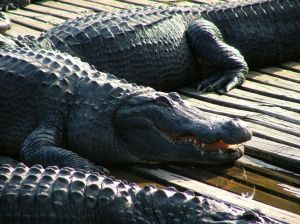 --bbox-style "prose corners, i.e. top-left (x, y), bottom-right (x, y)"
top-left (41, 0), bottom-right (300, 93)
top-left (0, 0), bottom-right (30, 11)
top-left (0, 35), bottom-right (251, 175)
top-left (0, 163), bottom-right (281, 224)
